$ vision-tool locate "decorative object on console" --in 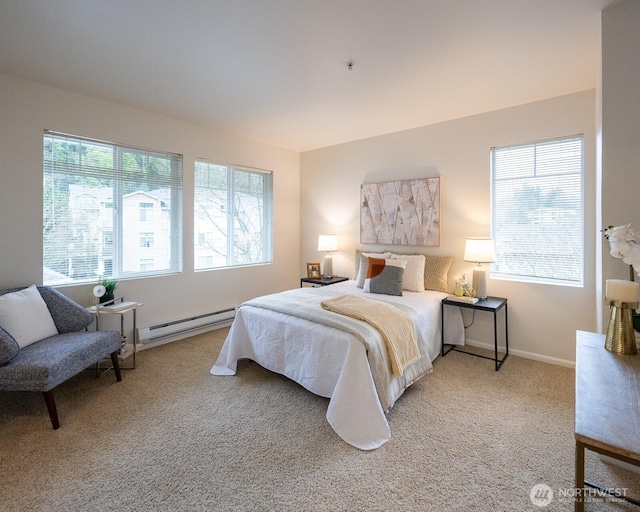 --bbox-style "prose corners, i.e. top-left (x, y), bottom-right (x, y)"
top-left (604, 279), bottom-right (639, 355)
top-left (97, 277), bottom-right (119, 304)
top-left (92, 285), bottom-right (106, 303)
top-left (454, 274), bottom-right (475, 298)
top-left (603, 223), bottom-right (640, 334)
top-left (463, 237), bottom-right (495, 300)
top-left (360, 177), bottom-right (440, 246)
top-left (317, 234), bottom-right (338, 278)
top-left (603, 223), bottom-right (640, 277)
